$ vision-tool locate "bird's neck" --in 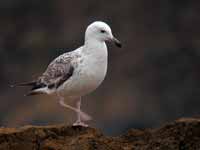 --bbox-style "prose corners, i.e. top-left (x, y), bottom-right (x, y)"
top-left (83, 39), bottom-right (107, 56)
